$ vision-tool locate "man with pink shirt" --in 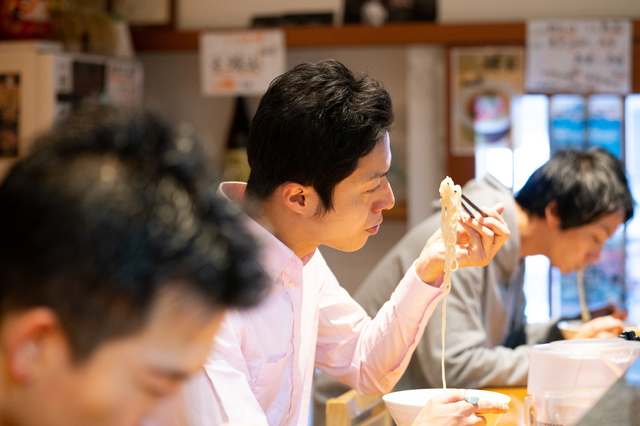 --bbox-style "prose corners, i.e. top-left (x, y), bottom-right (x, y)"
top-left (182, 60), bottom-right (509, 426)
